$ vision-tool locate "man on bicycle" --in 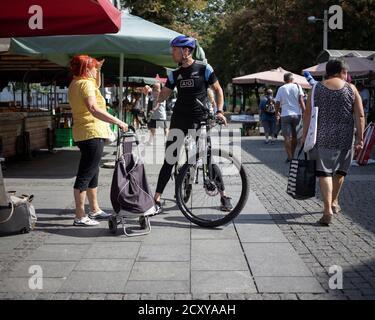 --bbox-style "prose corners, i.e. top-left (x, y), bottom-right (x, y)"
top-left (153, 35), bottom-right (232, 214)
